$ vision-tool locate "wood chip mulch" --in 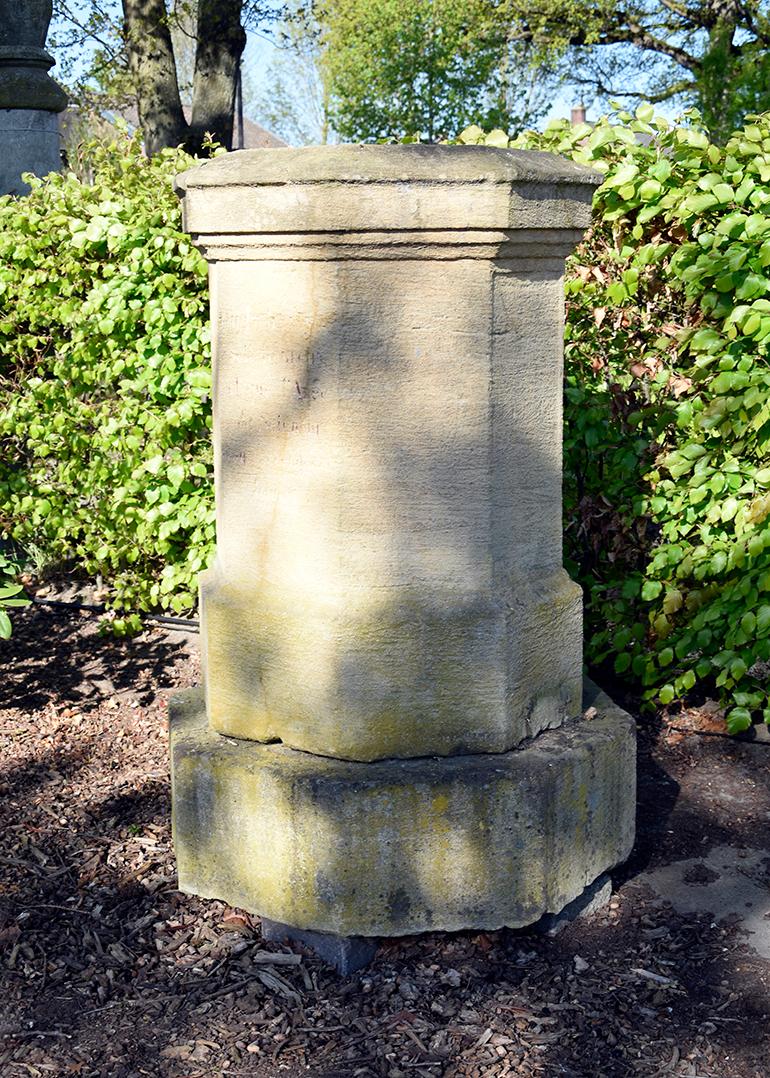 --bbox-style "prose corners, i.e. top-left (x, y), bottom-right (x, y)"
top-left (1, 604), bottom-right (769, 1078)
